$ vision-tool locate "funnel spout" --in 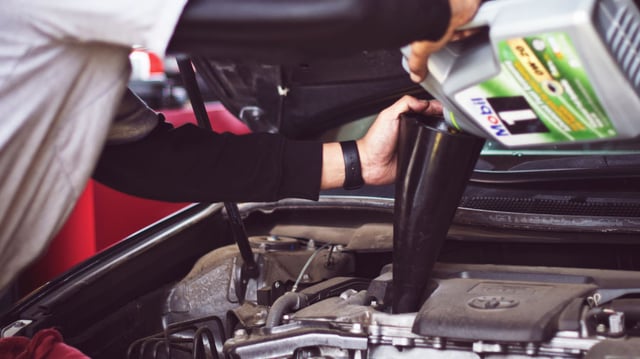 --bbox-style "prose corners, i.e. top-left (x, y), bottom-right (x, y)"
top-left (392, 113), bottom-right (484, 314)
